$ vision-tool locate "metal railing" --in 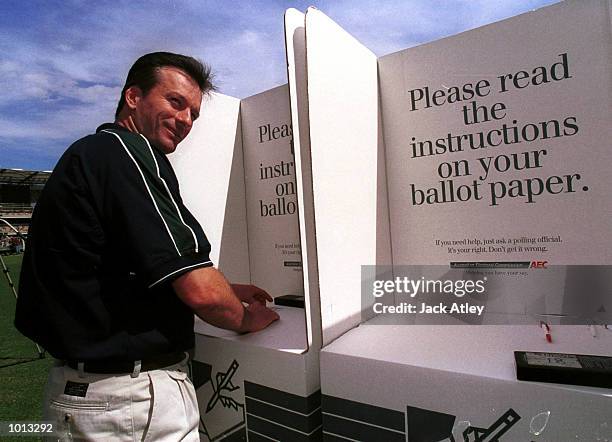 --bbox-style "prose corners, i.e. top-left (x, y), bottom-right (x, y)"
top-left (0, 203), bottom-right (34, 216)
